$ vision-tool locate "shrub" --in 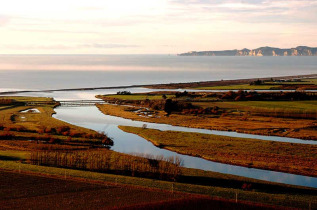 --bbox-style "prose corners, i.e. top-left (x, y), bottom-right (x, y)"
top-left (56, 126), bottom-right (70, 134)
top-left (0, 132), bottom-right (15, 140)
top-left (102, 137), bottom-right (114, 146)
